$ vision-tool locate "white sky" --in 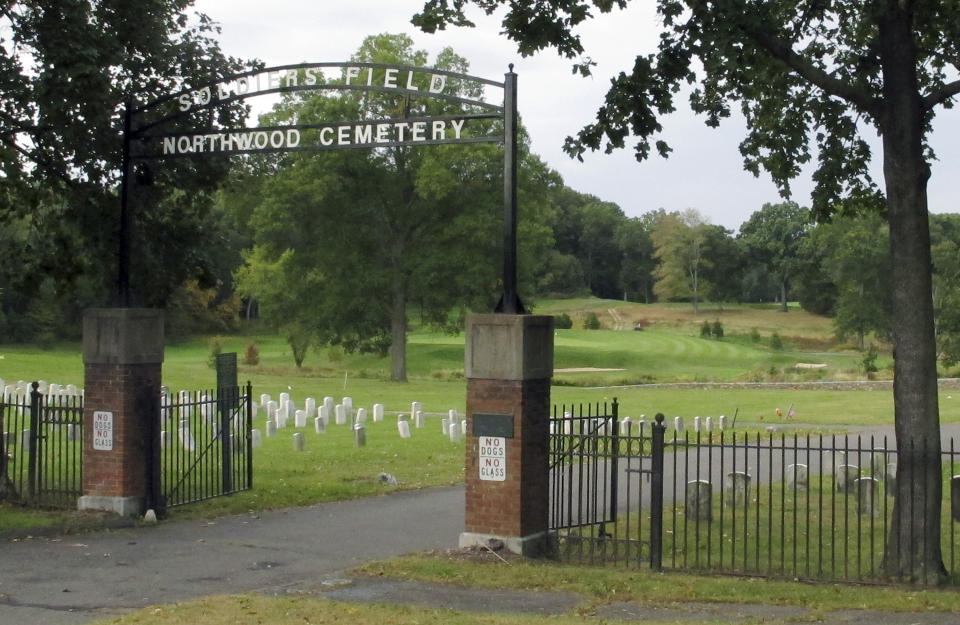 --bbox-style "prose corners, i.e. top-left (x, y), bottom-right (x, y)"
top-left (192, 0), bottom-right (960, 231)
